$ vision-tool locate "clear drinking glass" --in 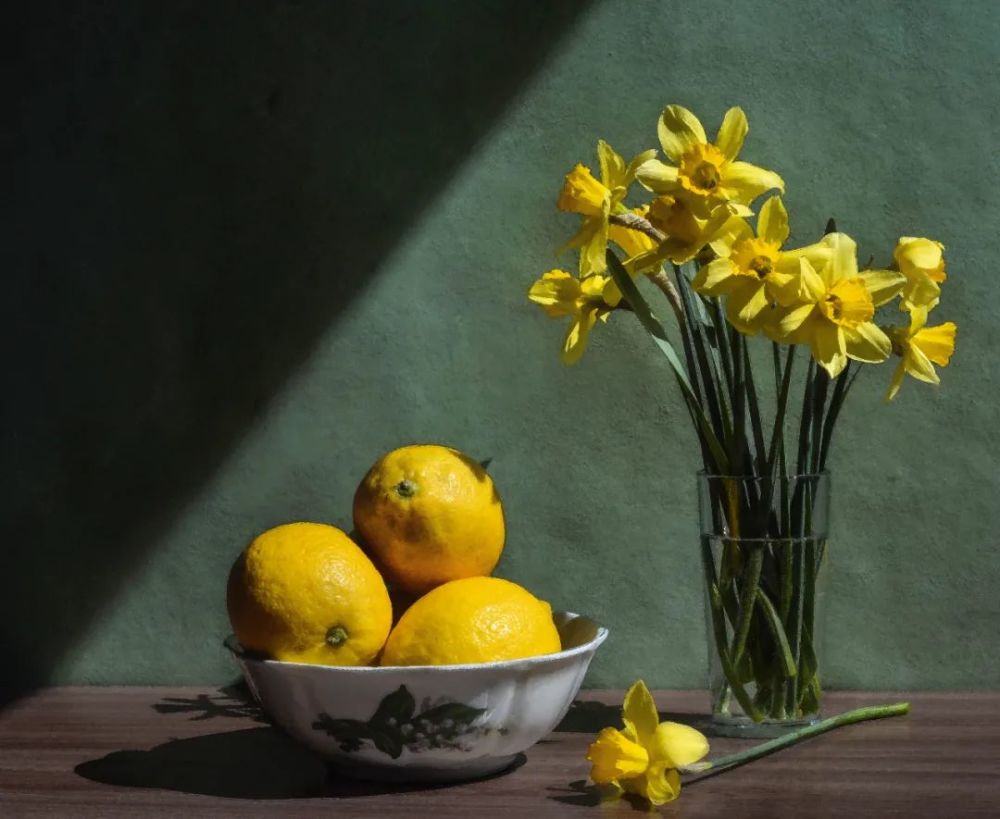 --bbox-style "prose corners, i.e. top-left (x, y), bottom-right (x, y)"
top-left (698, 472), bottom-right (830, 738)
